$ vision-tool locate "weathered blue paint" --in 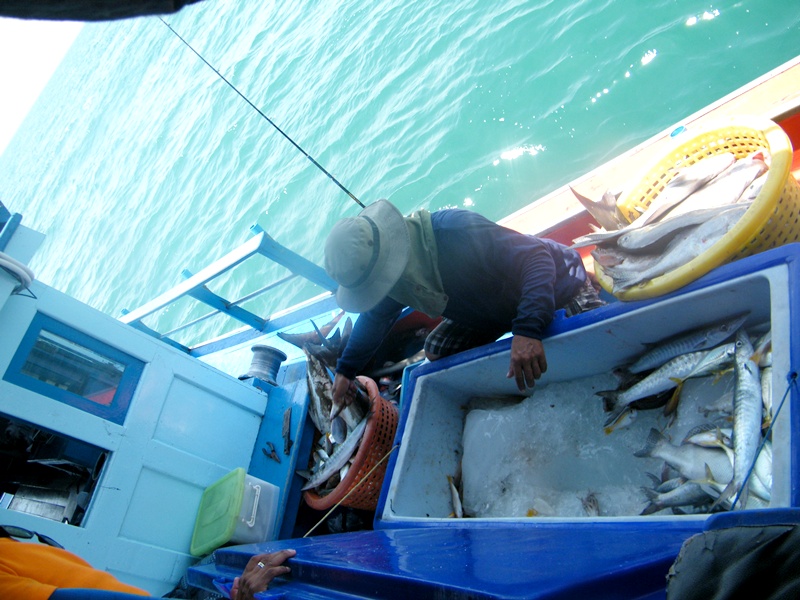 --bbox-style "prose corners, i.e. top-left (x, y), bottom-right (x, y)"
top-left (0, 212), bottom-right (22, 252)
